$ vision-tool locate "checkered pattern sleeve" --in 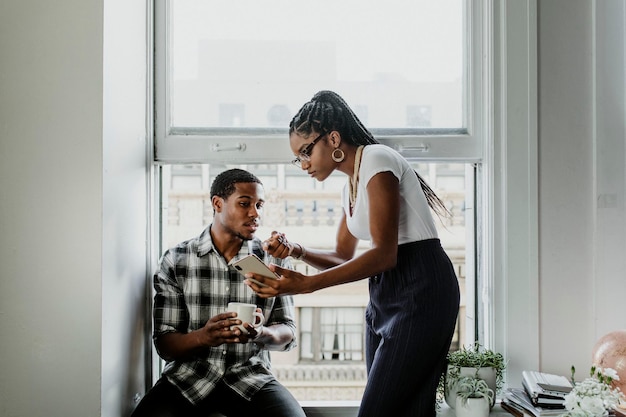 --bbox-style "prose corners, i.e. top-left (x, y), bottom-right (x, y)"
top-left (153, 248), bottom-right (188, 336)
